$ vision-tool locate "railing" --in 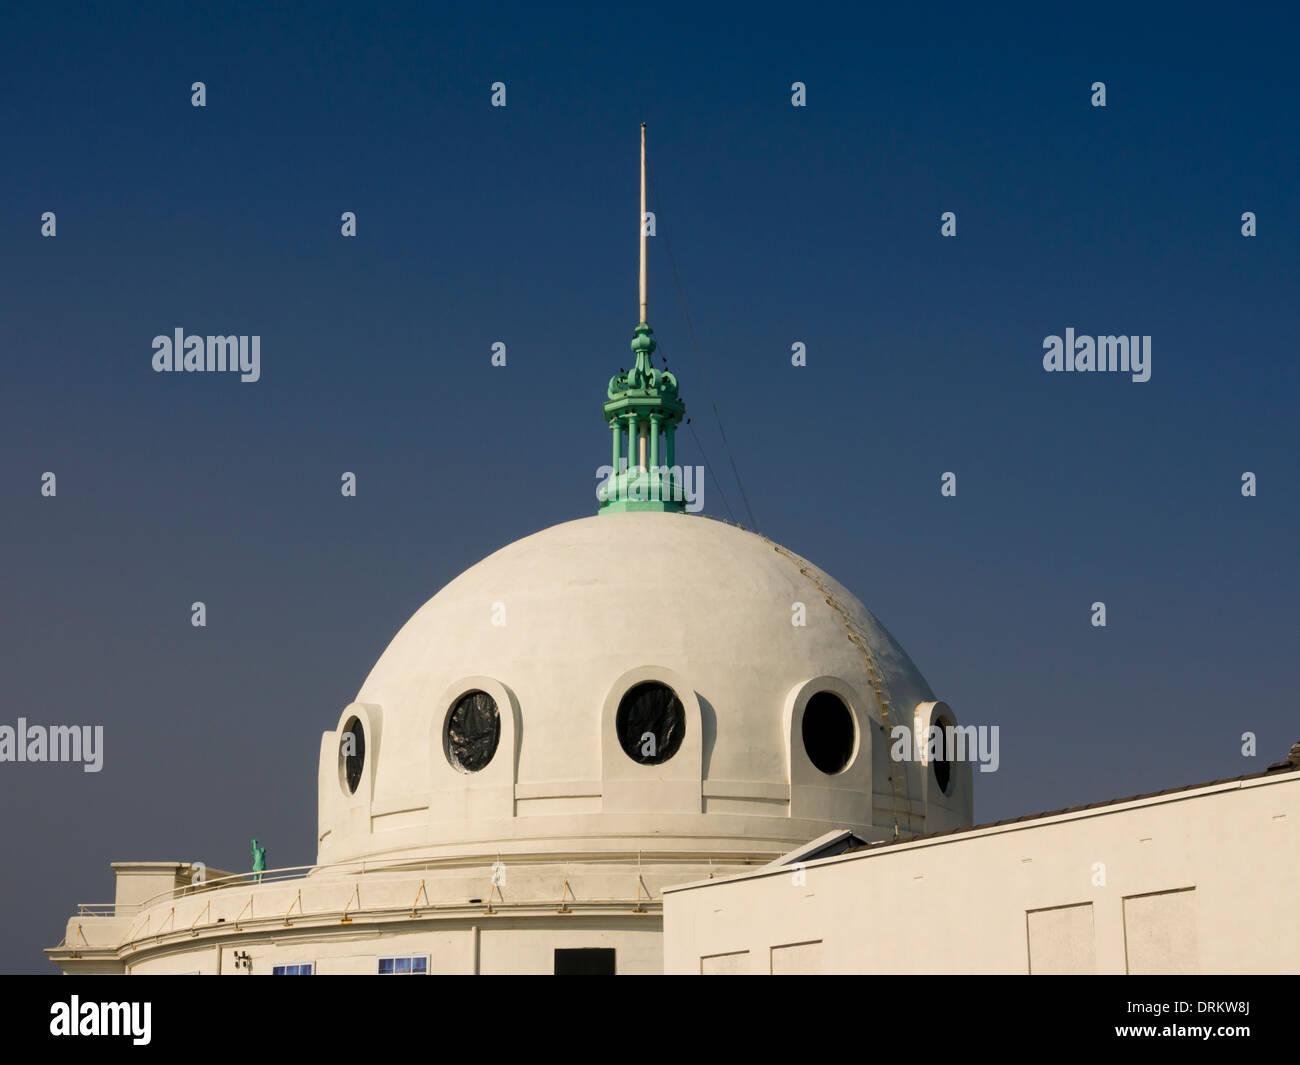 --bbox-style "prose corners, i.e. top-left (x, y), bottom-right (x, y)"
top-left (72, 849), bottom-right (778, 919)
